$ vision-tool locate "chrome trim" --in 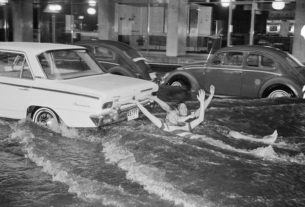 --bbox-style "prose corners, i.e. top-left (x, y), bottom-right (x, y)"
top-left (200, 67), bottom-right (281, 76)
top-left (141, 88), bottom-right (153, 92)
top-left (133, 57), bottom-right (147, 62)
top-left (0, 81), bottom-right (100, 100)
